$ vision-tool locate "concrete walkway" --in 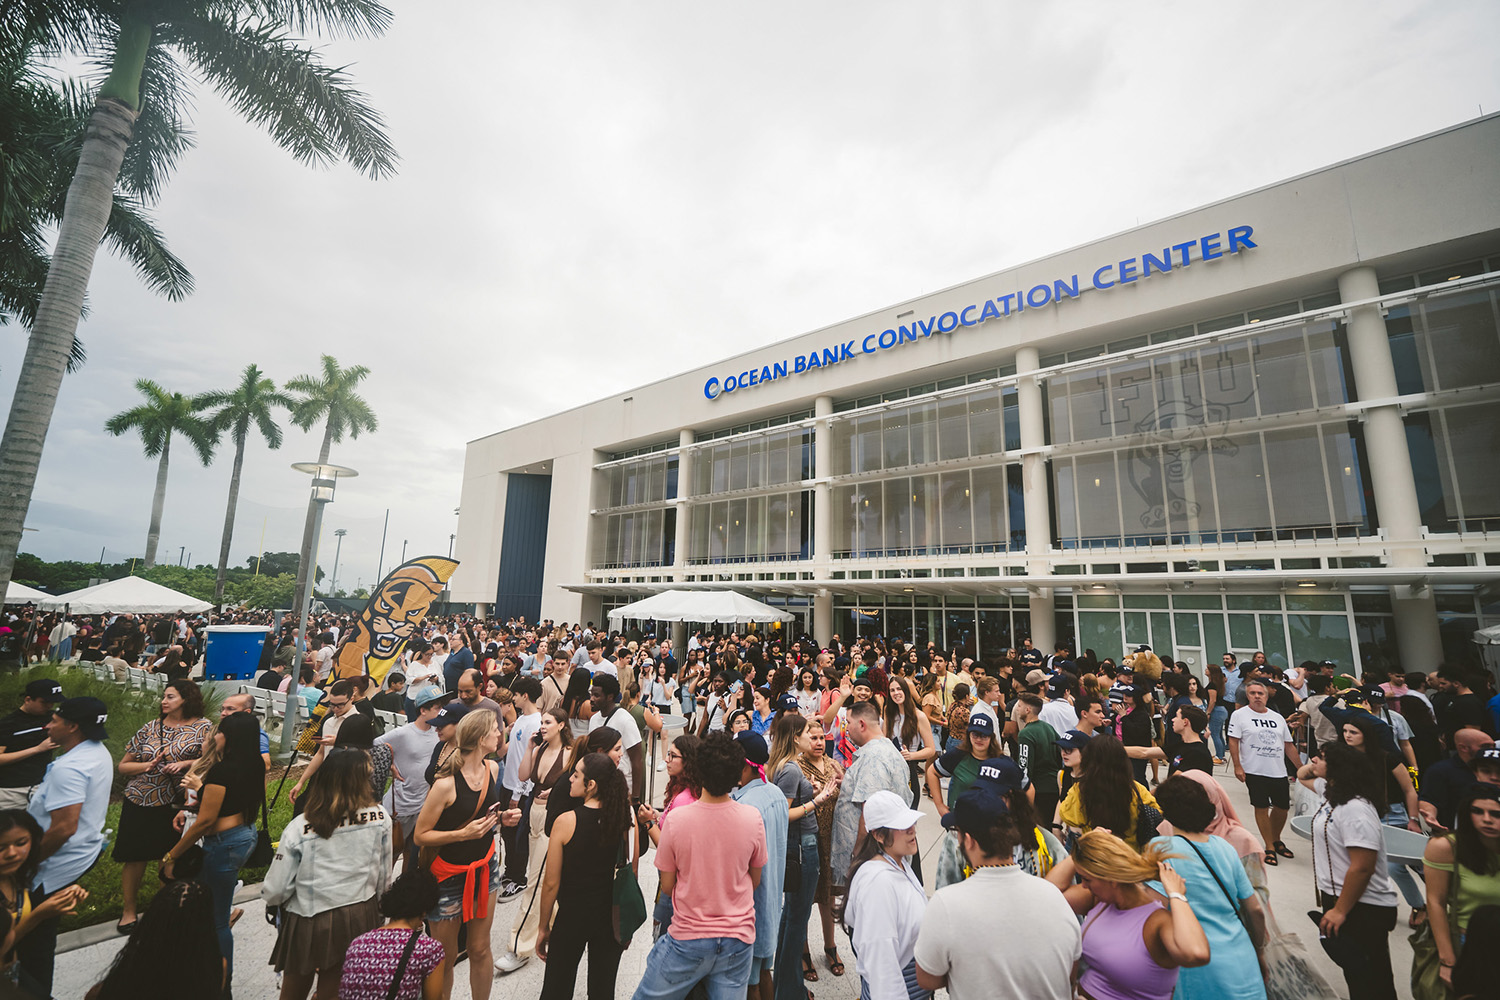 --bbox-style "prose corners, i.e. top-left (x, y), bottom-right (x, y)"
top-left (56, 758), bottom-right (1412, 999)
